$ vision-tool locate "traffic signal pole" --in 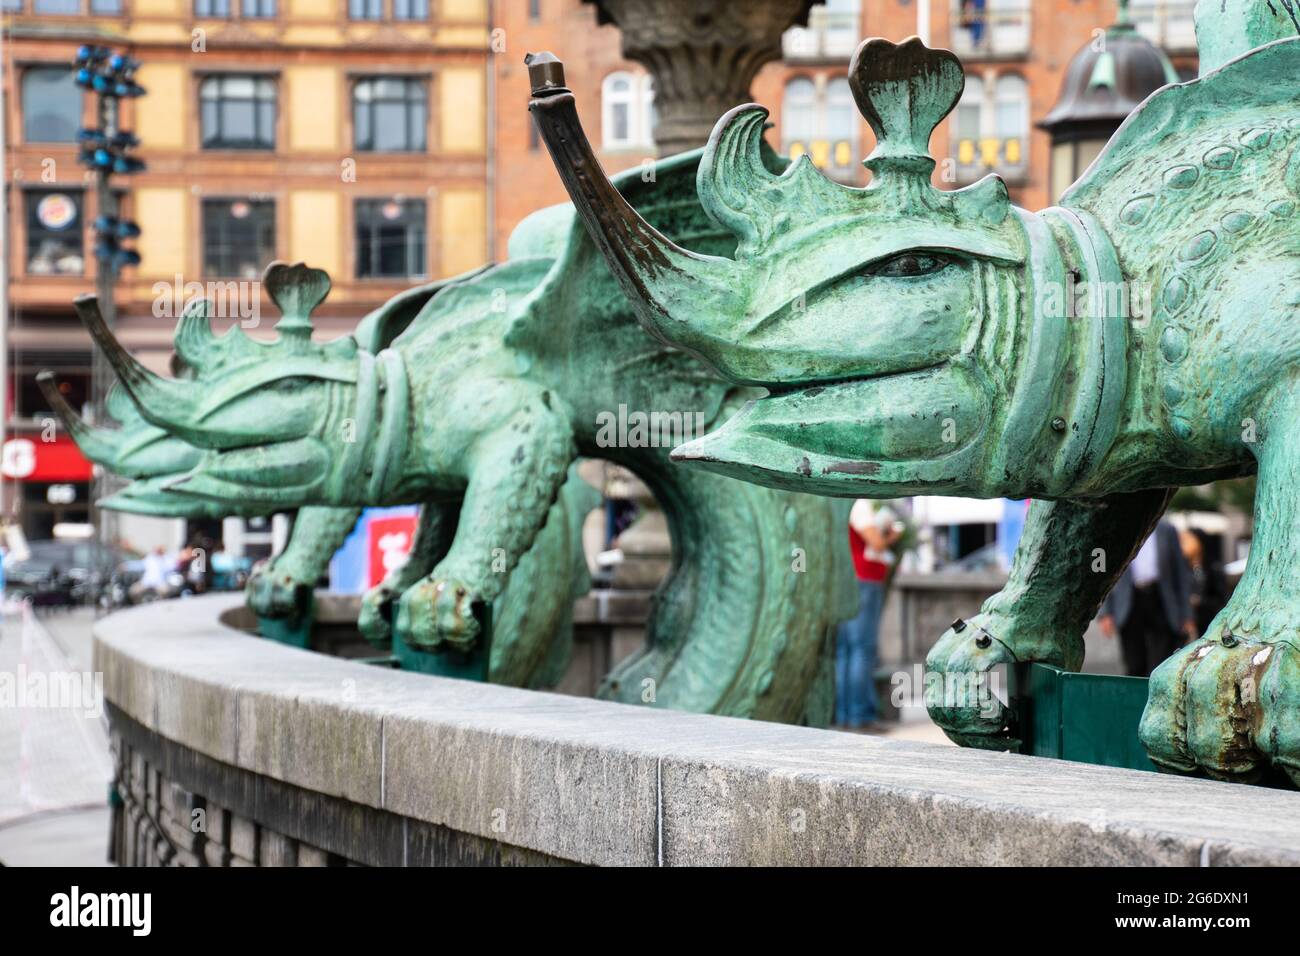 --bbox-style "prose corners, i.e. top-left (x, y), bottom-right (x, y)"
top-left (91, 91), bottom-right (119, 589)
top-left (74, 44), bottom-right (145, 604)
